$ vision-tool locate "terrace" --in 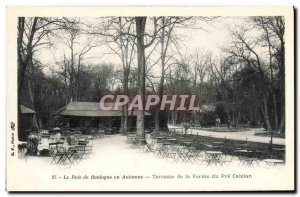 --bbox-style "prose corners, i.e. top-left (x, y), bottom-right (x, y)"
top-left (19, 127), bottom-right (285, 169)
